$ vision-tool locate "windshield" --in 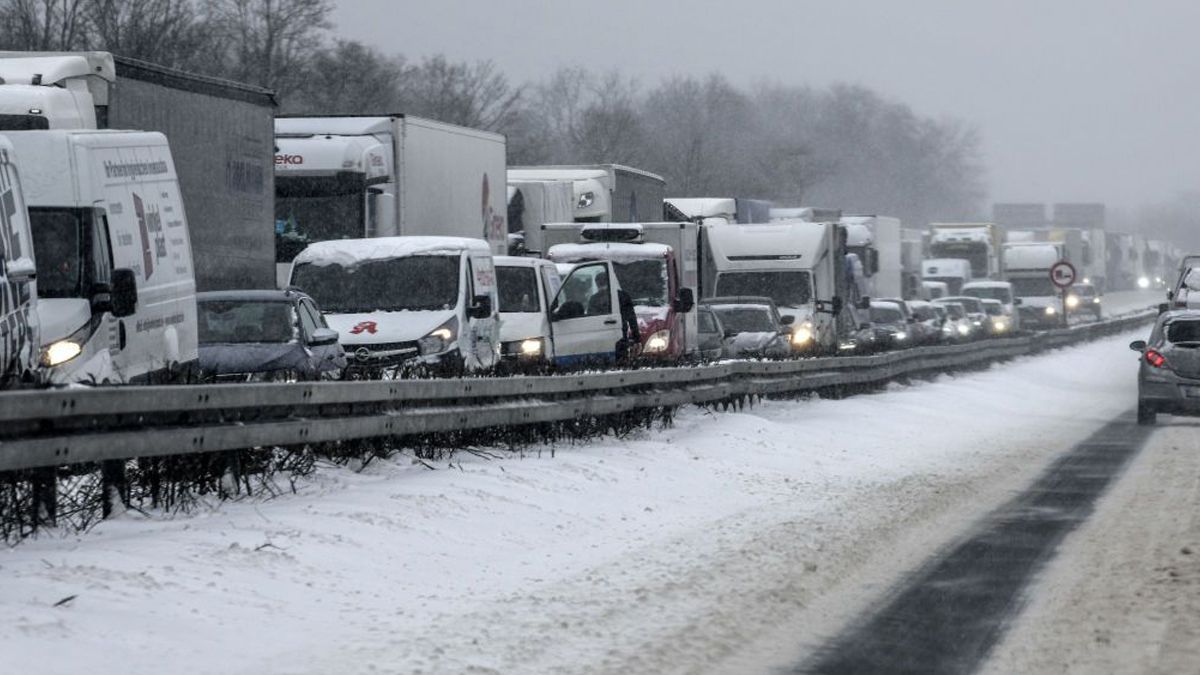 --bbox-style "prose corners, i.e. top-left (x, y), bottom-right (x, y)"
top-left (497, 266), bottom-right (540, 313)
top-left (713, 306), bottom-right (776, 333)
top-left (948, 297), bottom-right (983, 313)
top-left (963, 286), bottom-right (1012, 303)
top-left (715, 271), bottom-right (812, 308)
top-left (871, 306), bottom-right (904, 323)
top-left (911, 306), bottom-right (936, 321)
top-left (199, 300), bottom-right (296, 344)
top-left (275, 174), bottom-right (365, 263)
top-left (940, 303), bottom-right (966, 319)
top-left (291, 255), bottom-right (460, 312)
top-left (698, 310), bottom-right (719, 332)
top-left (1071, 285), bottom-right (1096, 297)
top-left (28, 207), bottom-right (108, 299)
top-left (1167, 320), bottom-right (1200, 344)
top-left (613, 259), bottom-right (668, 307)
top-left (1009, 277), bottom-right (1058, 297)
top-left (983, 303), bottom-right (1003, 316)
